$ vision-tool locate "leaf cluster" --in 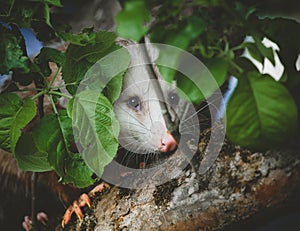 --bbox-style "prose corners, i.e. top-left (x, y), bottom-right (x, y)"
top-left (0, 0), bottom-right (130, 187)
